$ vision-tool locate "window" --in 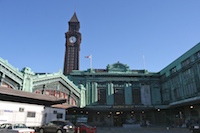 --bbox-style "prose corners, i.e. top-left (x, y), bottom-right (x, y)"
top-left (170, 67), bottom-right (177, 74)
top-left (98, 88), bottom-right (106, 105)
top-left (27, 112), bottom-right (36, 118)
top-left (181, 58), bottom-right (191, 67)
top-left (19, 108), bottom-right (24, 112)
top-left (114, 87), bottom-right (125, 105)
top-left (57, 113), bottom-right (63, 119)
top-left (53, 110), bottom-right (57, 114)
top-left (132, 88), bottom-right (141, 104)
